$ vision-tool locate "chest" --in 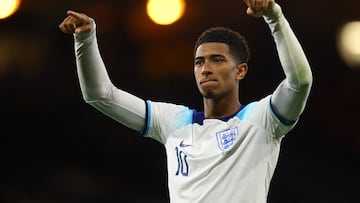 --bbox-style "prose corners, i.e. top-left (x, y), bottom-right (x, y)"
top-left (165, 118), bottom-right (271, 176)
